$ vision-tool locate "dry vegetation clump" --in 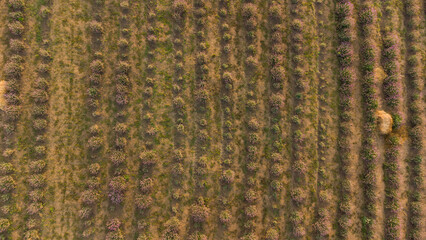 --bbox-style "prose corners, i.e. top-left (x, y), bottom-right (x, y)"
top-left (190, 201), bottom-right (209, 224)
top-left (36, 63), bottom-right (50, 75)
top-left (31, 89), bottom-right (49, 104)
top-left (79, 207), bottom-right (92, 220)
top-left (27, 175), bottom-right (46, 189)
top-left (108, 176), bottom-right (126, 205)
top-left (172, 0), bottom-right (187, 23)
top-left (80, 190), bottom-right (99, 206)
top-left (313, 209), bottom-right (331, 239)
top-left (90, 59), bottom-right (104, 75)
top-left (29, 160), bottom-right (46, 174)
top-left (0, 218), bottom-right (11, 233)
top-left (7, 10), bottom-right (23, 22)
top-left (146, 35), bottom-right (156, 46)
top-left (4, 80), bottom-right (18, 95)
top-left (0, 176), bottom-right (16, 193)
top-left (220, 169), bottom-right (234, 185)
top-left (3, 61), bottom-right (23, 80)
top-left (26, 202), bottom-right (43, 216)
top-left (163, 217), bottom-right (181, 239)
top-left (7, 0), bottom-right (24, 10)
top-left (88, 20), bottom-right (103, 35)
top-left (3, 105), bottom-right (20, 122)
top-left (265, 228), bottom-right (279, 240)
top-left (88, 163), bottom-right (100, 176)
top-left (7, 21), bottom-right (24, 37)
top-left (138, 178), bottom-right (153, 194)
top-left (9, 39), bottom-right (24, 54)
top-left (119, 1), bottom-right (129, 12)
top-left (188, 232), bottom-right (207, 240)
top-left (114, 136), bottom-right (127, 149)
top-left (135, 195), bottom-right (153, 211)
top-left (139, 151), bottom-right (157, 169)
top-left (0, 163), bottom-right (14, 176)
top-left (116, 61), bottom-right (131, 75)
top-left (117, 38), bottom-right (128, 51)
top-left (219, 210), bottom-right (231, 225)
top-left (105, 219), bottom-right (124, 240)
top-left (4, 92), bottom-right (20, 105)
